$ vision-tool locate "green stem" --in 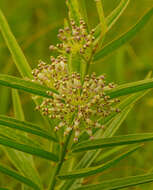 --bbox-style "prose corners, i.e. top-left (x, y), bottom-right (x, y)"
top-left (48, 131), bottom-right (73, 190)
top-left (68, 53), bottom-right (73, 73)
top-left (82, 49), bottom-right (94, 83)
top-left (86, 51), bottom-right (94, 74)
